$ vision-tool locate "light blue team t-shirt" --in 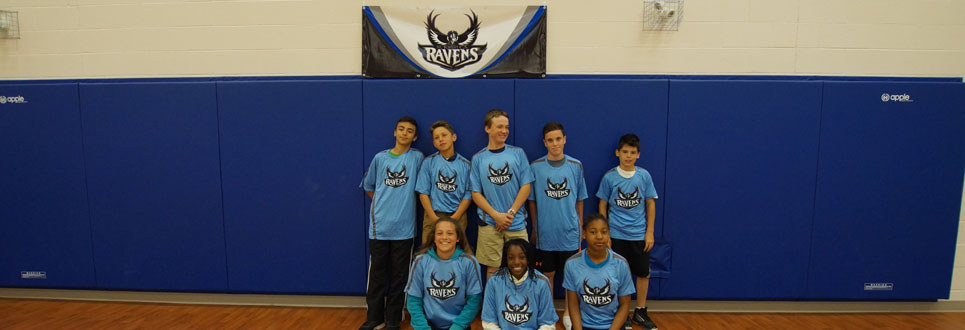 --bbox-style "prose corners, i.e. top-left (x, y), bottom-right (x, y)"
top-left (528, 155), bottom-right (588, 251)
top-left (481, 269), bottom-right (559, 330)
top-left (595, 166), bottom-right (658, 241)
top-left (406, 248), bottom-right (483, 329)
top-left (415, 152), bottom-right (472, 213)
top-left (469, 145), bottom-right (535, 231)
top-left (563, 249), bottom-right (636, 329)
top-left (360, 148), bottom-right (425, 240)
